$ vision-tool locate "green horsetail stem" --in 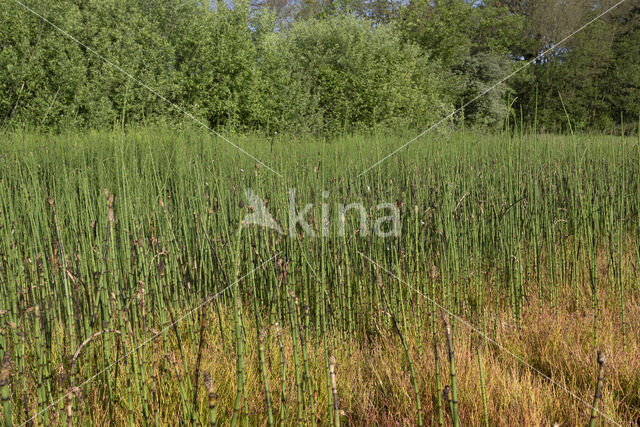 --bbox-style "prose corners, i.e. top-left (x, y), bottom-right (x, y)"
top-left (589, 350), bottom-right (606, 427)
top-left (375, 269), bottom-right (423, 426)
top-left (203, 372), bottom-right (217, 426)
top-left (399, 325), bottom-right (423, 427)
top-left (294, 295), bottom-right (316, 426)
top-left (0, 130), bottom-right (637, 424)
top-left (47, 197), bottom-right (76, 351)
top-left (275, 322), bottom-right (287, 422)
top-left (442, 312), bottom-right (459, 427)
top-left (69, 329), bottom-right (121, 426)
top-left (476, 346), bottom-right (489, 427)
top-left (286, 296), bottom-right (304, 424)
top-left (192, 303), bottom-right (208, 424)
top-left (230, 292), bottom-right (245, 427)
top-left (231, 227), bottom-right (245, 427)
top-left (31, 304), bottom-right (47, 426)
top-left (329, 355), bottom-right (340, 427)
top-left (151, 350), bottom-right (159, 426)
top-left (431, 302), bottom-right (444, 427)
top-left (258, 329), bottom-right (275, 427)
